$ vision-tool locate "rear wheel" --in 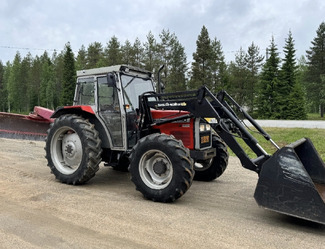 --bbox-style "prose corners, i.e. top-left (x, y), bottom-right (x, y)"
top-left (129, 133), bottom-right (194, 202)
top-left (194, 134), bottom-right (229, 181)
top-left (45, 114), bottom-right (102, 185)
